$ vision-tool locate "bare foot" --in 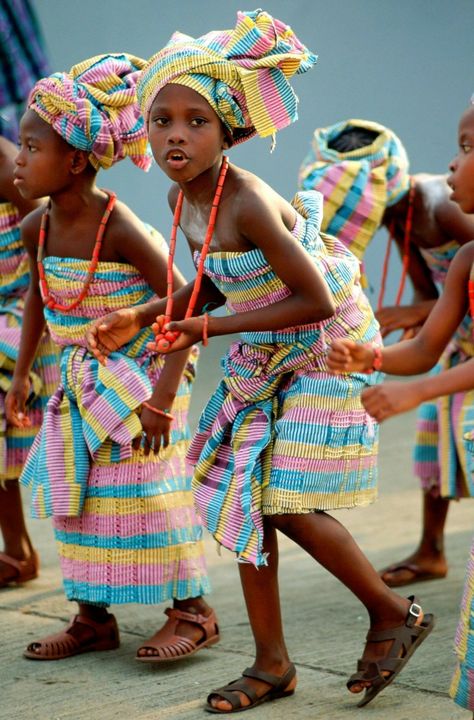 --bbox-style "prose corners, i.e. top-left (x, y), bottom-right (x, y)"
top-left (380, 552), bottom-right (447, 587)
